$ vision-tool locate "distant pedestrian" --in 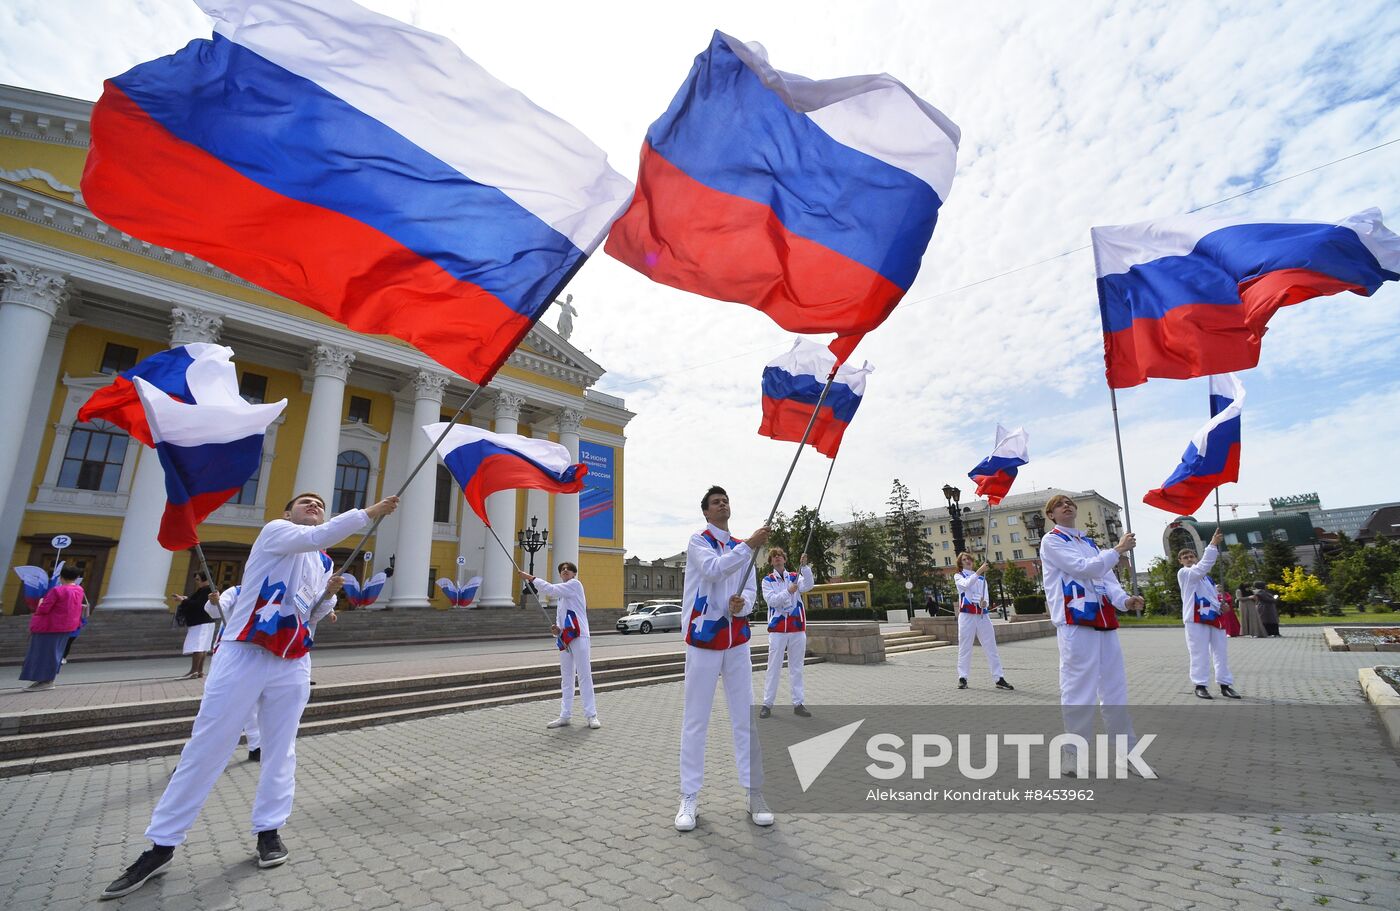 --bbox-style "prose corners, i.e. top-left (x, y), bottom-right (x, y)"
top-left (1218, 586), bottom-right (1241, 637)
top-left (1177, 529), bottom-right (1240, 700)
top-left (19, 565), bottom-right (85, 691)
top-left (1253, 582), bottom-right (1281, 637)
top-left (760, 547), bottom-right (814, 717)
top-left (170, 572), bottom-right (216, 679)
top-left (522, 562), bottom-right (600, 730)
